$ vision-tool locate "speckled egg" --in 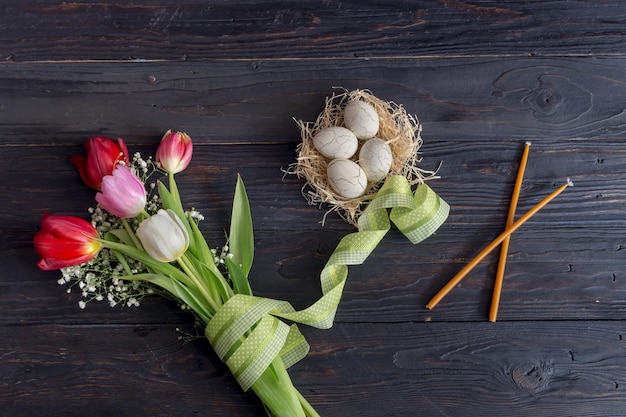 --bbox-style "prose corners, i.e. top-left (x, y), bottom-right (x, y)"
top-left (327, 158), bottom-right (368, 199)
top-left (313, 126), bottom-right (359, 159)
top-left (359, 137), bottom-right (393, 183)
top-left (343, 100), bottom-right (380, 140)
